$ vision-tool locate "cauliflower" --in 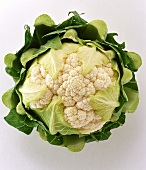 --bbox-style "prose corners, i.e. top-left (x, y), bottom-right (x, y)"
top-left (21, 44), bottom-right (118, 133)
top-left (3, 12), bottom-right (141, 152)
